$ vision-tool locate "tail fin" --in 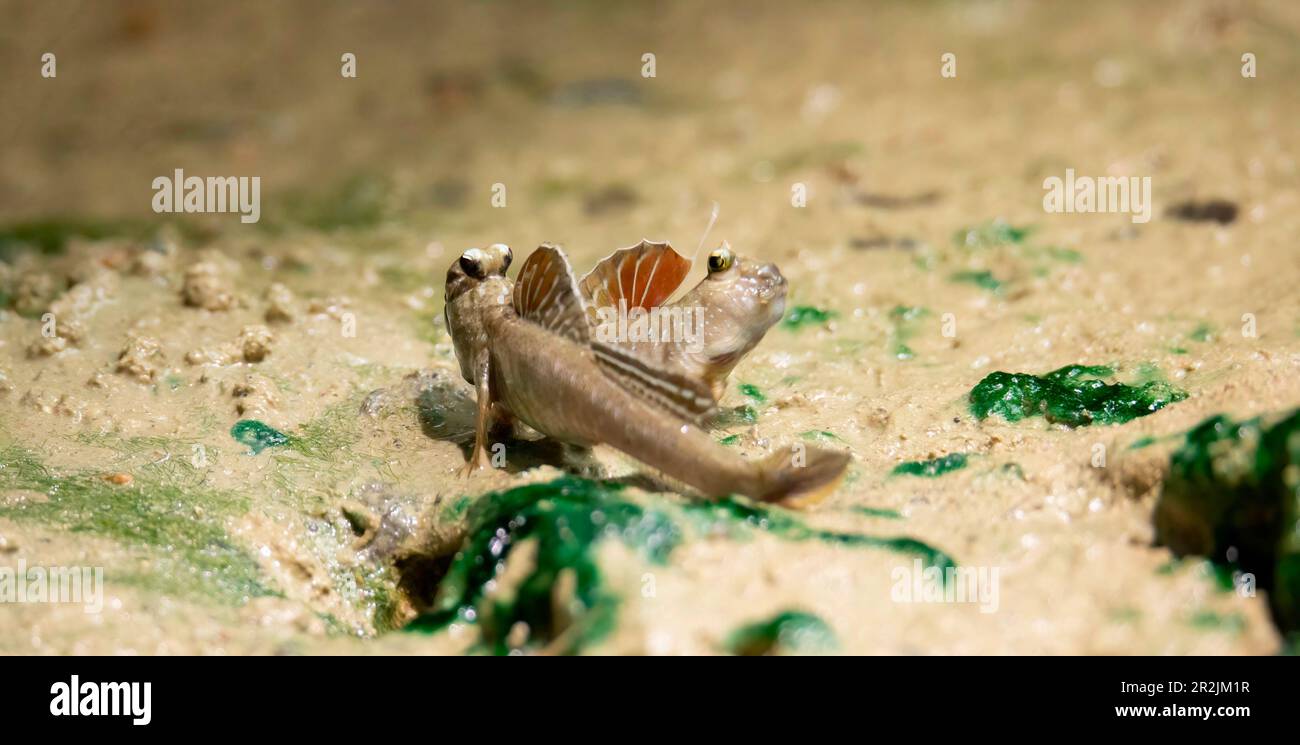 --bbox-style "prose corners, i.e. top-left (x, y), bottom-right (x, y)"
top-left (753, 446), bottom-right (851, 507)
